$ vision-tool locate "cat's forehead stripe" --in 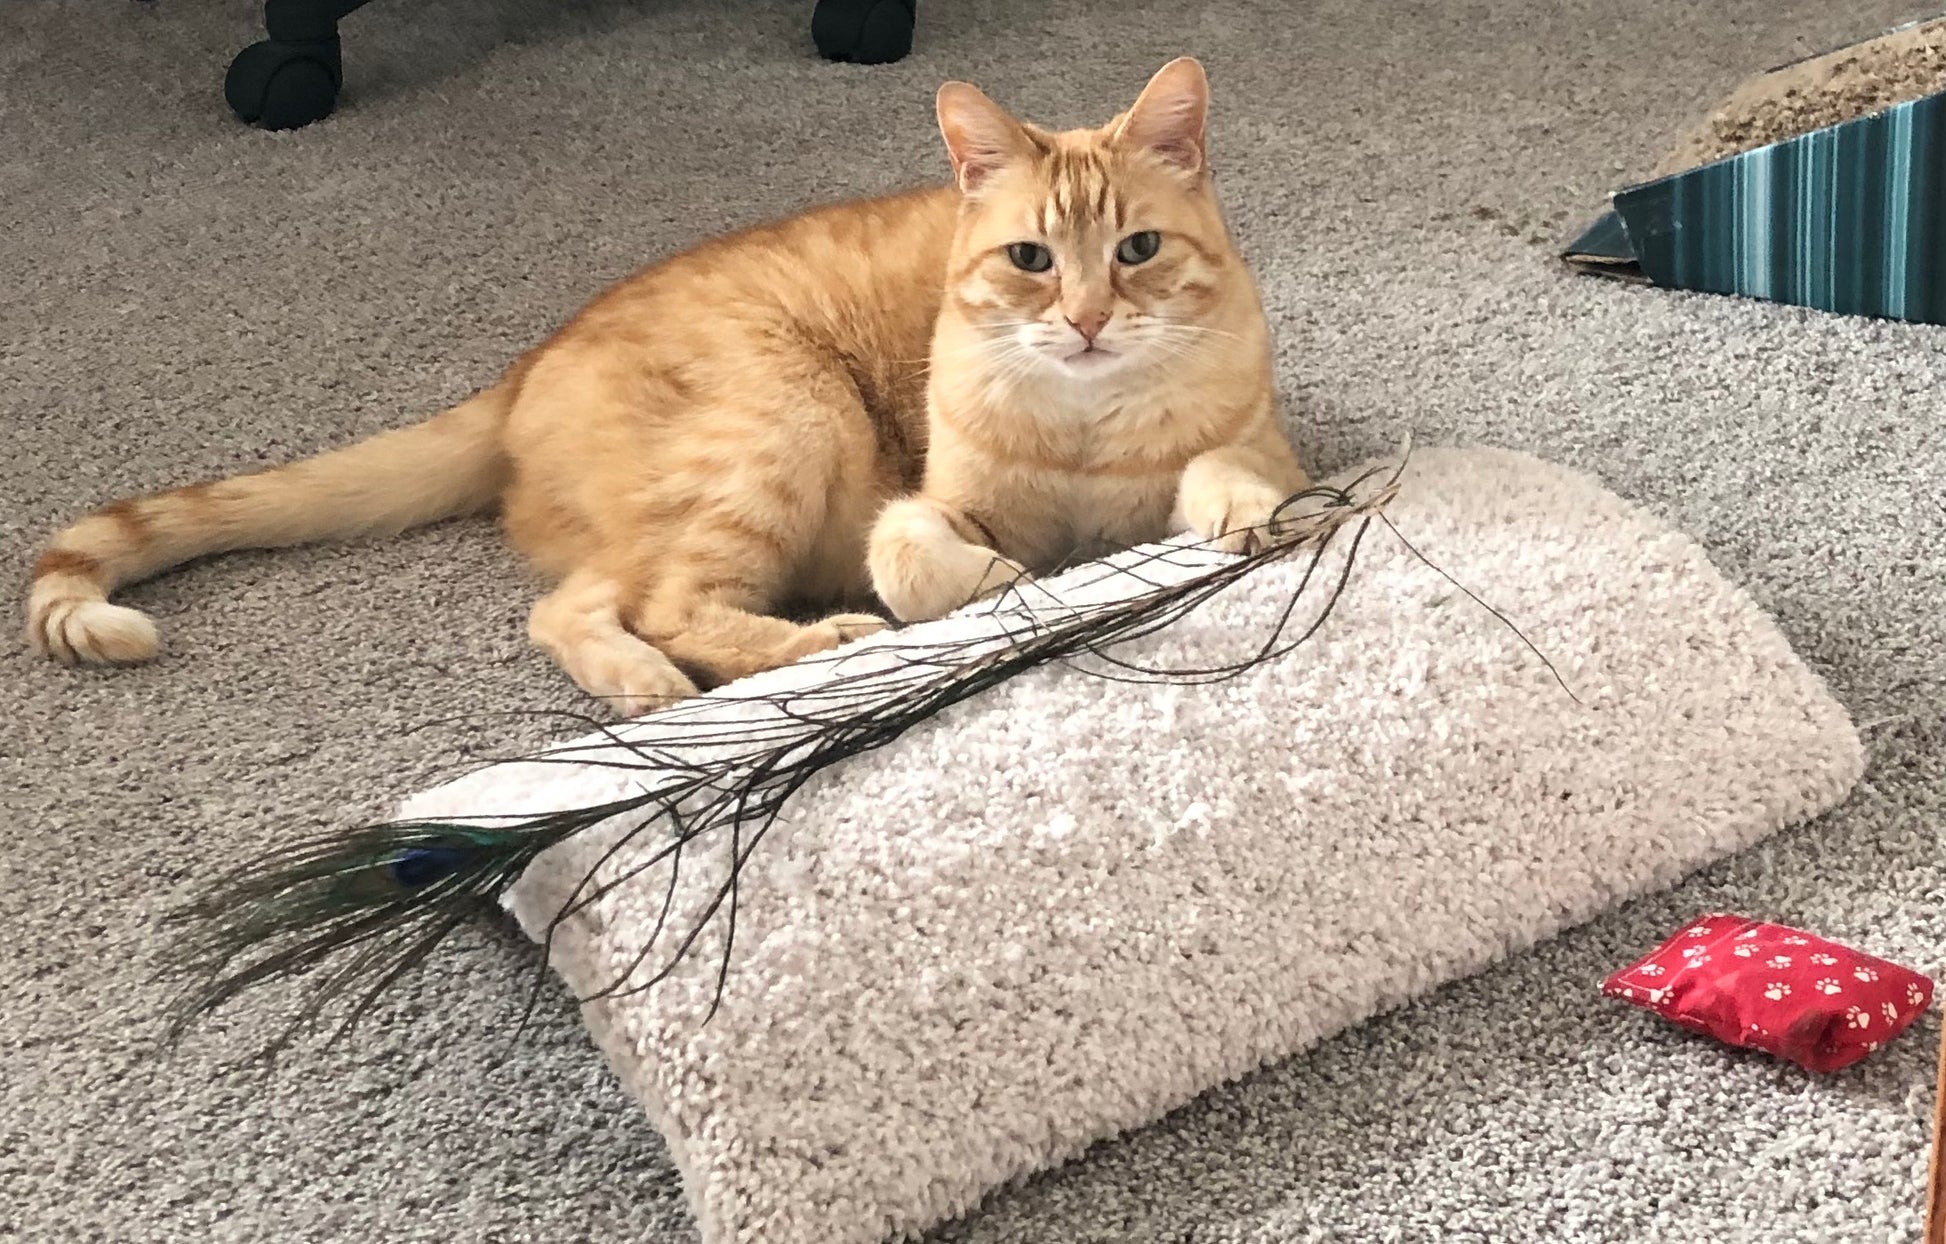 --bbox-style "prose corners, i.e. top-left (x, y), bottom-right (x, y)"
top-left (1038, 146), bottom-right (1125, 234)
